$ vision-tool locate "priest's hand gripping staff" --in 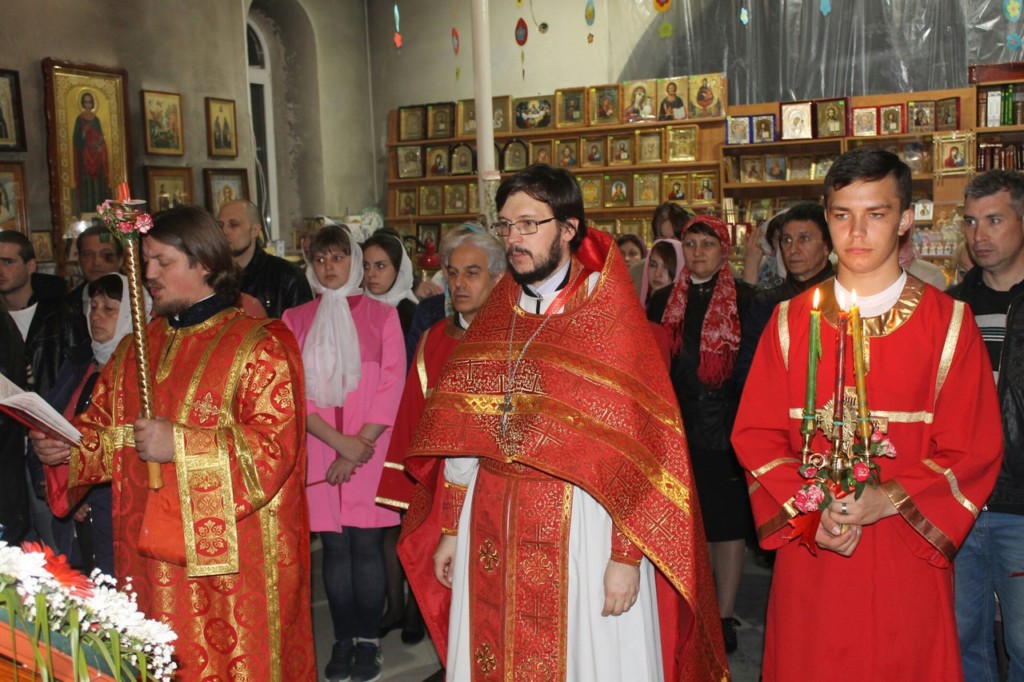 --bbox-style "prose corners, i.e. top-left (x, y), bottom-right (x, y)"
top-left (96, 182), bottom-right (162, 490)
top-left (788, 288), bottom-right (896, 551)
